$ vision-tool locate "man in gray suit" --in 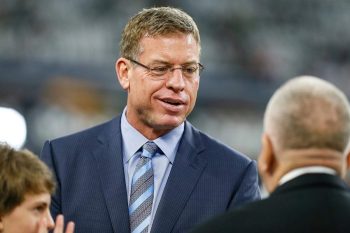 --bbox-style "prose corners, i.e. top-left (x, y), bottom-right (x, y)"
top-left (191, 76), bottom-right (350, 233)
top-left (40, 7), bottom-right (260, 233)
